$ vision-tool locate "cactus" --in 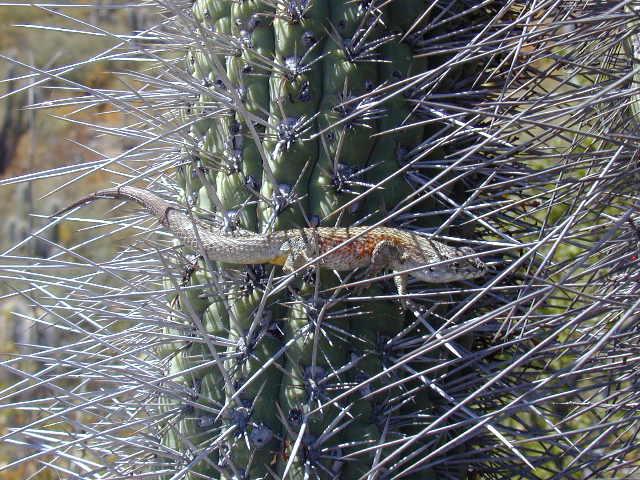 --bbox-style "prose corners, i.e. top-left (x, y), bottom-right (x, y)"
top-left (1, 1), bottom-right (640, 479)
